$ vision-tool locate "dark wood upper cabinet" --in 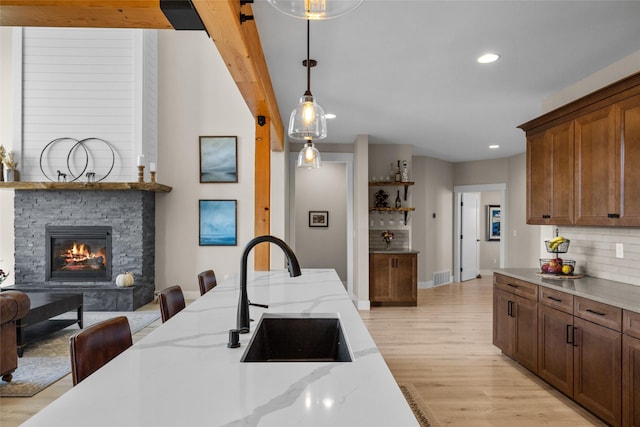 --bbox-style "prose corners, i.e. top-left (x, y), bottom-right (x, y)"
top-left (520, 72), bottom-right (640, 227)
